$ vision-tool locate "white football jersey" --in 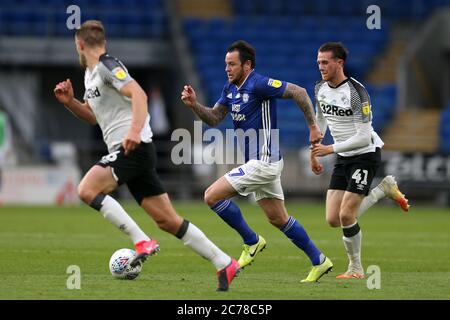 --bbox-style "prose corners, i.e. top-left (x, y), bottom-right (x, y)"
top-left (315, 77), bottom-right (383, 157)
top-left (84, 53), bottom-right (152, 152)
